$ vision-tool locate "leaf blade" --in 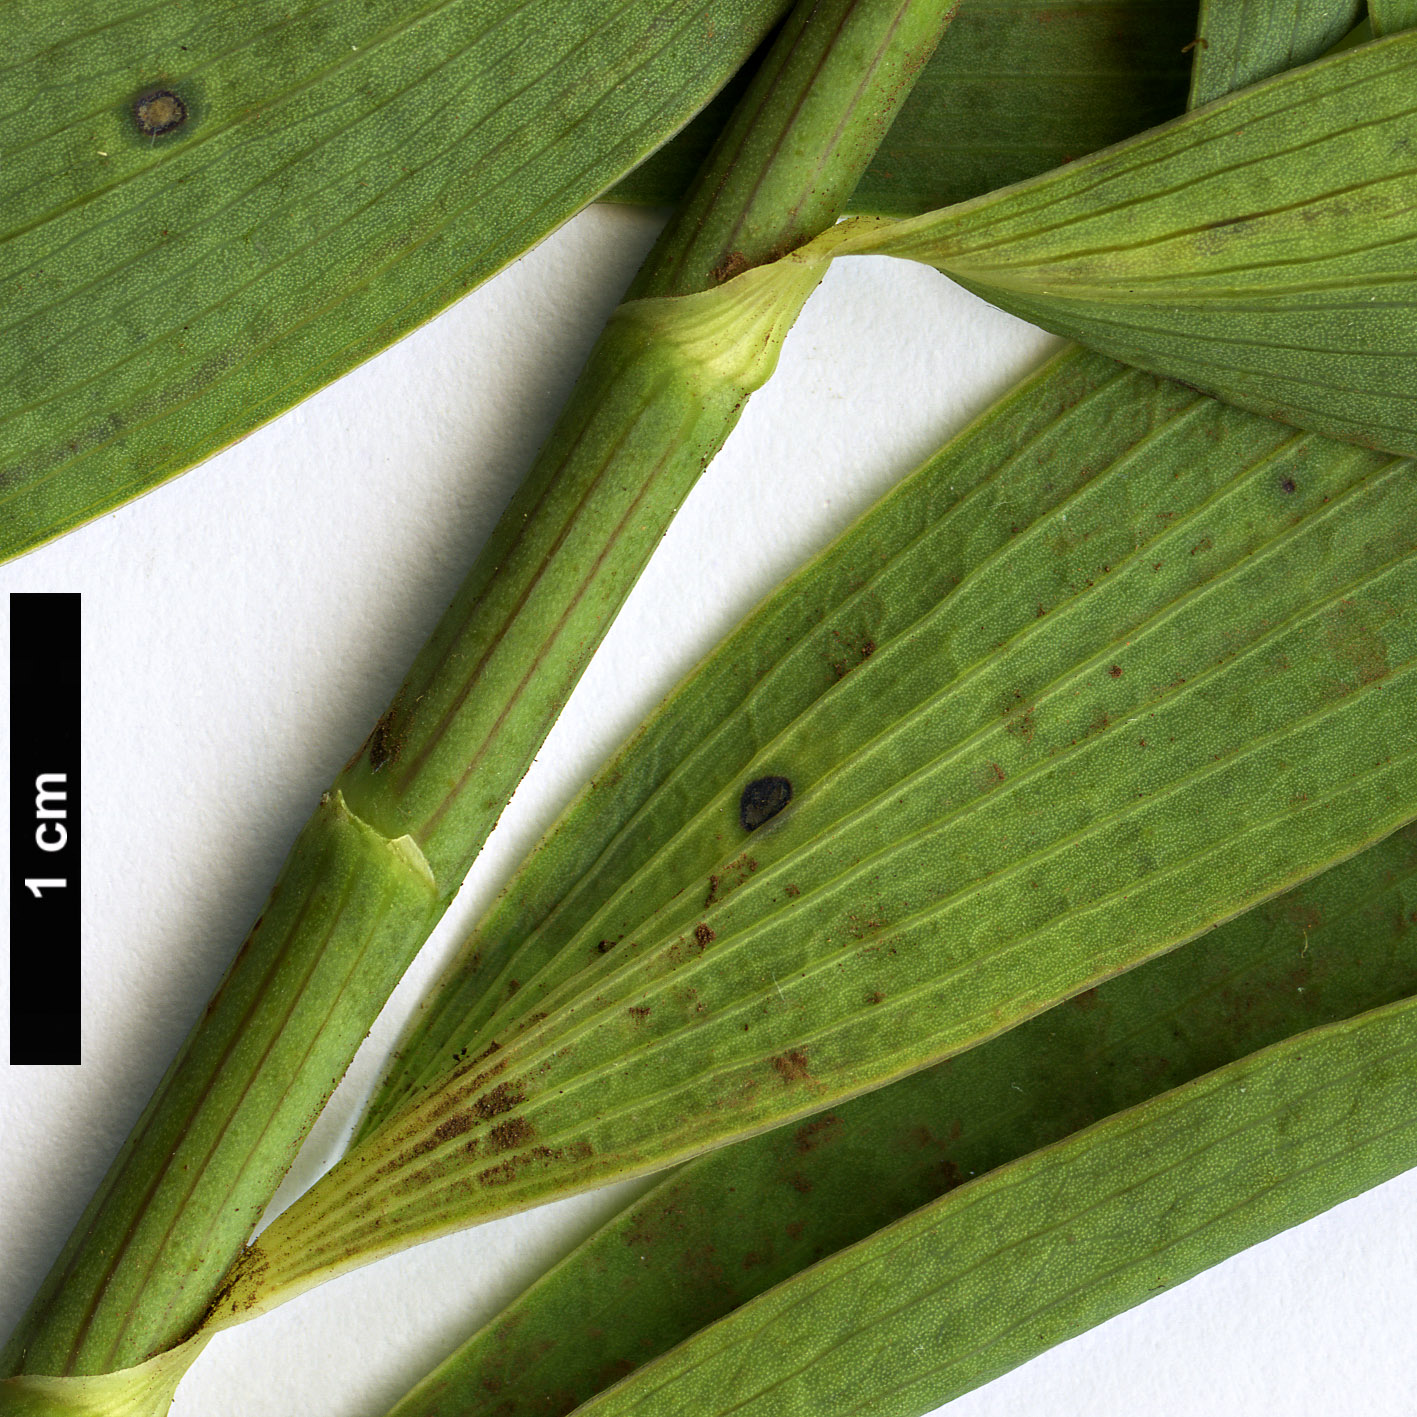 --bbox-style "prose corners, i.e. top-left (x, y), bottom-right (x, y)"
top-left (1187, 0), bottom-right (1362, 107)
top-left (0, 0), bottom-right (787, 562)
top-left (381, 821), bottom-right (1417, 1417)
top-left (229, 346), bottom-right (1417, 1308)
top-left (862, 31), bottom-right (1417, 453)
top-left (569, 989), bottom-right (1417, 1417)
